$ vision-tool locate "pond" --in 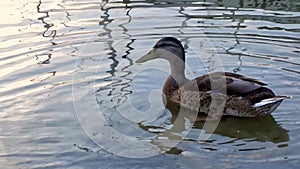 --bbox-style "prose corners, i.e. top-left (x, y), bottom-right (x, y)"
top-left (0, 0), bottom-right (300, 168)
